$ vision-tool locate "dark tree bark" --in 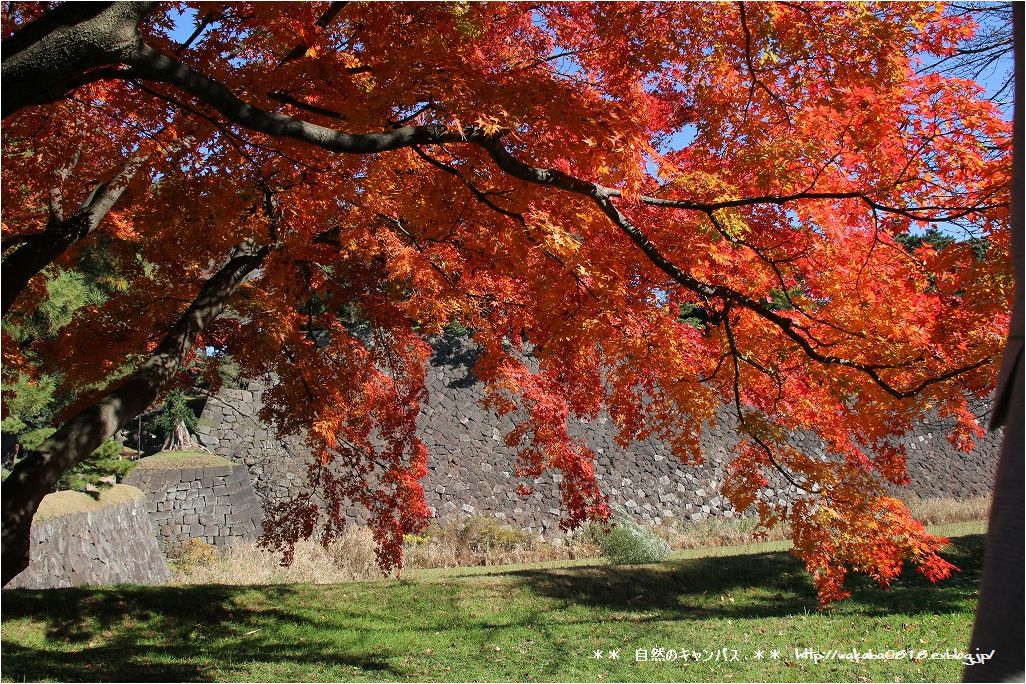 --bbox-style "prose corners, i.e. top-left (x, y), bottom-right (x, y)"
top-left (2, 3), bottom-right (115, 57)
top-left (1, 3), bottom-right (155, 118)
top-left (0, 242), bottom-right (268, 586)
top-left (963, 4), bottom-right (1024, 682)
